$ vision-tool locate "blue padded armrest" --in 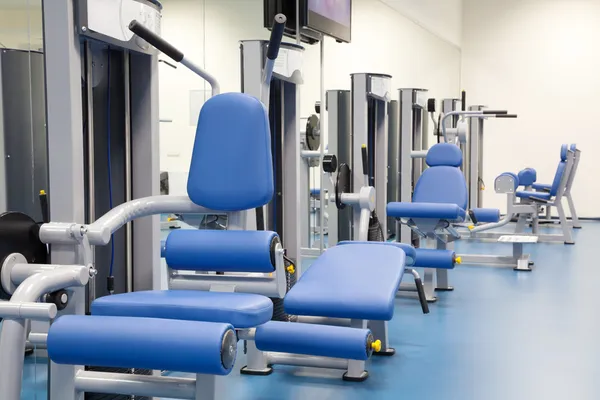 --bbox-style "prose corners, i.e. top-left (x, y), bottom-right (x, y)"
top-left (414, 249), bottom-right (457, 269)
top-left (165, 230), bottom-right (278, 273)
top-left (285, 244), bottom-right (405, 321)
top-left (387, 202), bottom-right (466, 222)
top-left (532, 182), bottom-right (551, 191)
top-left (92, 291), bottom-right (273, 328)
top-left (256, 321), bottom-right (372, 361)
top-left (517, 168), bottom-right (537, 186)
top-left (516, 191), bottom-right (552, 201)
top-left (470, 208), bottom-right (500, 223)
top-left (338, 240), bottom-right (416, 266)
top-left (48, 316), bottom-right (235, 375)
